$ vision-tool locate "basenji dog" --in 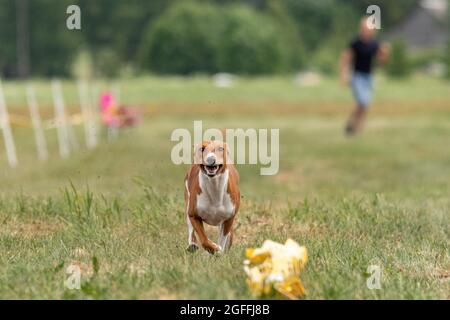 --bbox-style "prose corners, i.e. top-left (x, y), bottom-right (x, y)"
top-left (184, 140), bottom-right (240, 254)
